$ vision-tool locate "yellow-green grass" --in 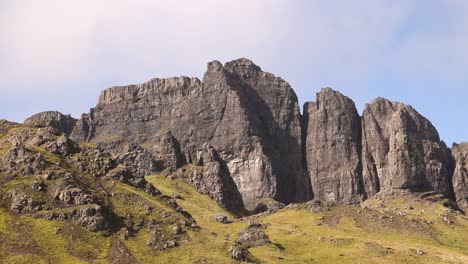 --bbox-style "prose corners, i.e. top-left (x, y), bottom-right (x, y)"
top-left (250, 208), bottom-right (468, 263)
top-left (0, 208), bottom-right (110, 263)
top-left (146, 175), bottom-right (468, 263)
top-left (1, 173), bottom-right (467, 263)
top-left (27, 145), bottom-right (61, 165)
